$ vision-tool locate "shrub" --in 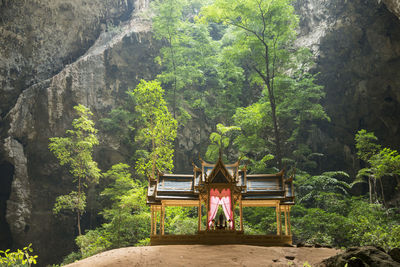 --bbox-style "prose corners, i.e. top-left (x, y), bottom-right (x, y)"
top-left (0, 244), bottom-right (38, 266)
